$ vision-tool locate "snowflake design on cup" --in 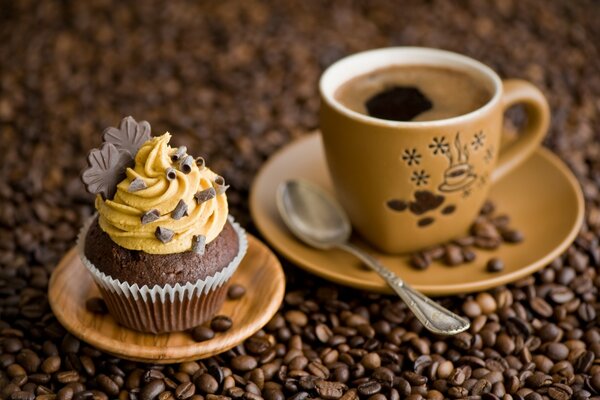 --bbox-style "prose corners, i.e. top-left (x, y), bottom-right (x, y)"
top-left (471, 131), bottom-right (486, 151)
top-left (411, 170), bottom-right (430, 186)
top-left (429, 136), bottom-right (449, 155)
top-left (401, 148), bottom-right (422, 166)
